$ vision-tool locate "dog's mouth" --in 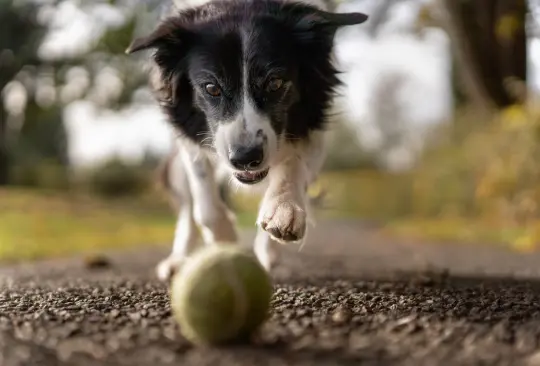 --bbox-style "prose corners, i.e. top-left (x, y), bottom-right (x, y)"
top-left (233, 168), bottom-right (270, 185)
